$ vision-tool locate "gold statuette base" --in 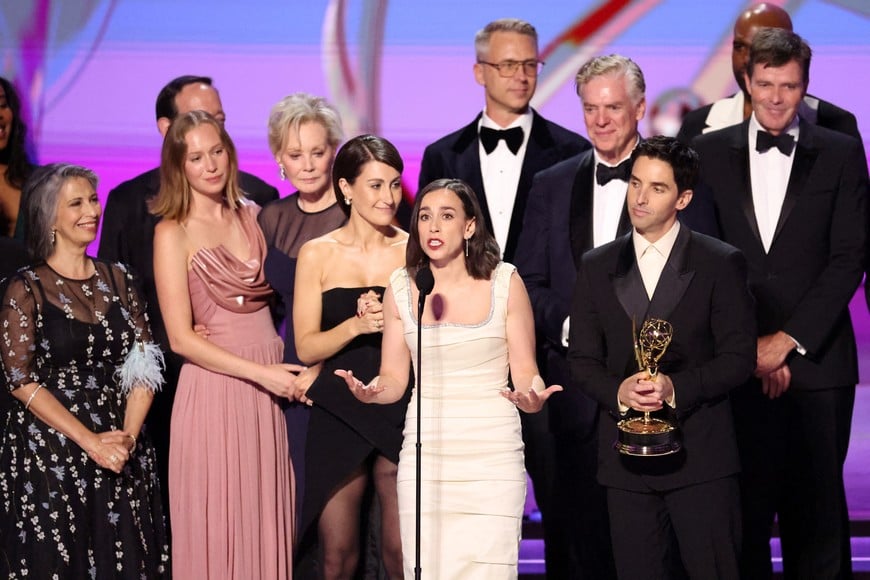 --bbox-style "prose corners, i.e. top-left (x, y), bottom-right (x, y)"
top-left (615, 416), bottom-right (682, 456)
